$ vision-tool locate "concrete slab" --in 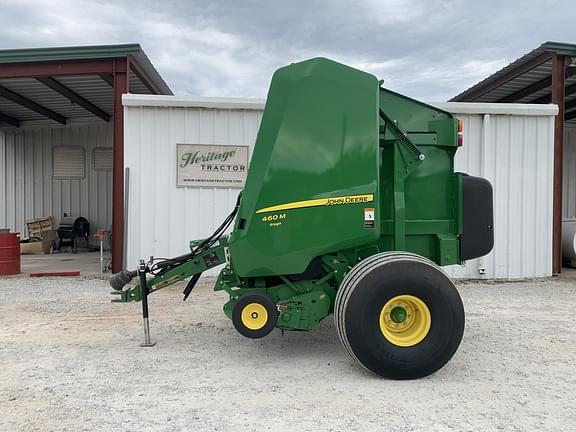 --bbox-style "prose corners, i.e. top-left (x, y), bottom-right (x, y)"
top-left (19, 251), bottom-right (111, 277)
